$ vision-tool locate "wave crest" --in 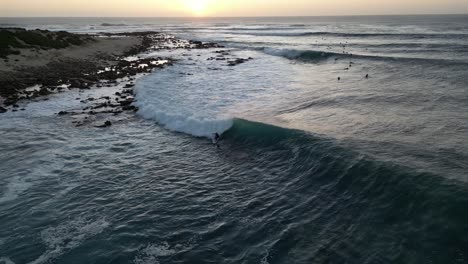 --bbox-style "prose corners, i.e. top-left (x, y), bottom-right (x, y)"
top-left (136, 104), bottom-right (233, 138)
